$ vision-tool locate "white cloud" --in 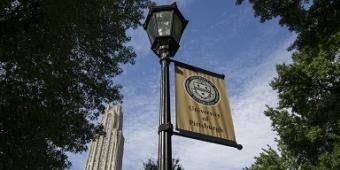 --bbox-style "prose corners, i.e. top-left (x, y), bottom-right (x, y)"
top-left (127, 27), bottom-right (151, 58)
